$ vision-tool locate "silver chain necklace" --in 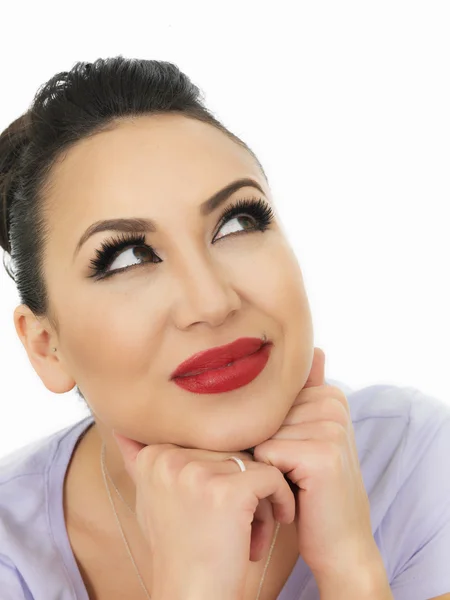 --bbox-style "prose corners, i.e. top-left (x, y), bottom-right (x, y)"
top-left (100, 441), bottom-right (280, 600)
